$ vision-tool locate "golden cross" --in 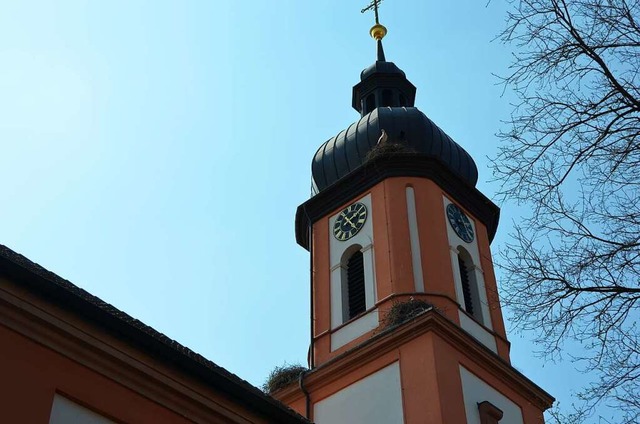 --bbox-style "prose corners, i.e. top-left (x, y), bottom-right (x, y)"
top-left (361, 0), bottom-right (384, 24)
